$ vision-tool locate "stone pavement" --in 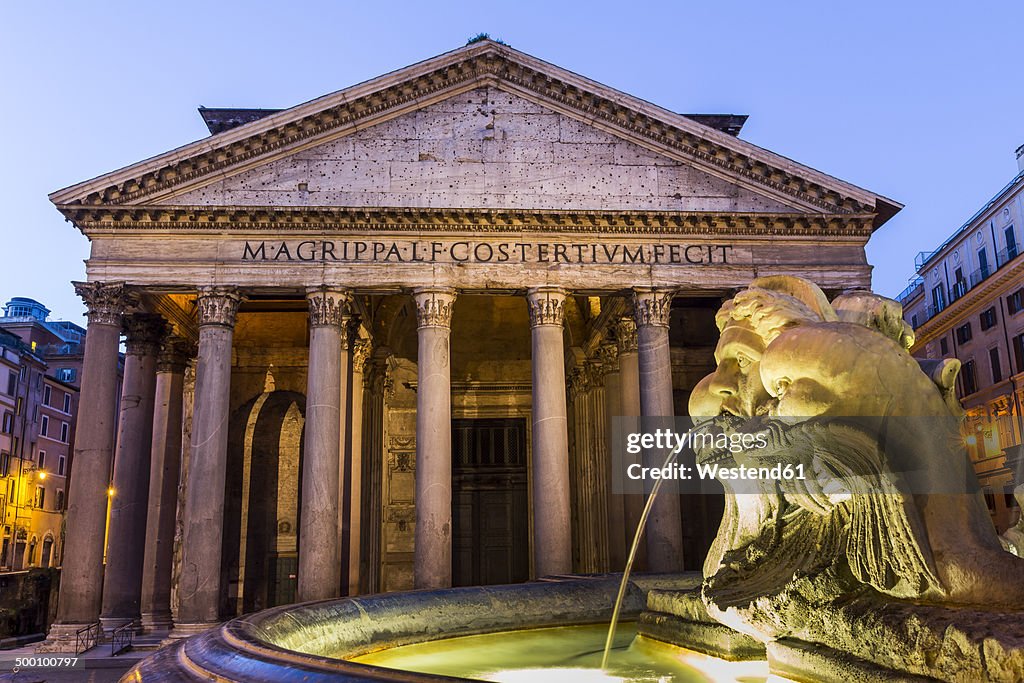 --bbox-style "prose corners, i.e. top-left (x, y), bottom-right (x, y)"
top-left (0, 631), bottom-right (163, 683)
